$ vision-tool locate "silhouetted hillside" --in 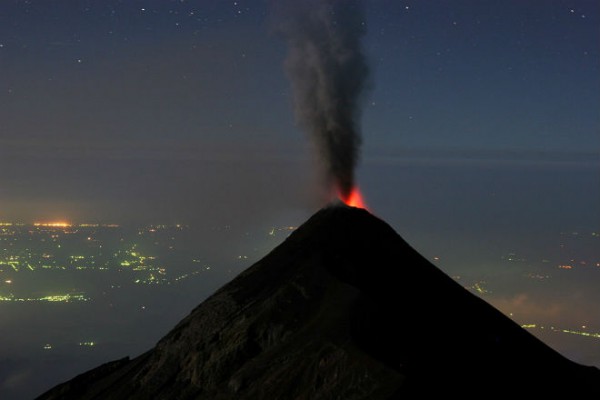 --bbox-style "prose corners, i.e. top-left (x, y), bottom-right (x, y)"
top-left (37, 205), bottom-right (600, 399)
